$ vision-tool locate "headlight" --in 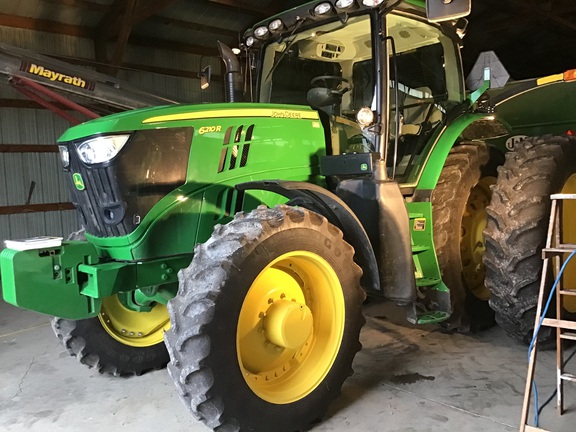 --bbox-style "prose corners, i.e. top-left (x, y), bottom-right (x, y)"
top-left (76, 134), bottom-right (130, 164)
top-left (58, 145), bottom-right (70, 168)
top-left (245, 36), bottom-right (255, 47)
top-left (356, 107), bottom-right (374, 128)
